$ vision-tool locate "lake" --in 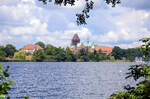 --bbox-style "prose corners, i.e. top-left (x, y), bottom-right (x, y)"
top-left (0, 62), bottom-right (139, 99)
